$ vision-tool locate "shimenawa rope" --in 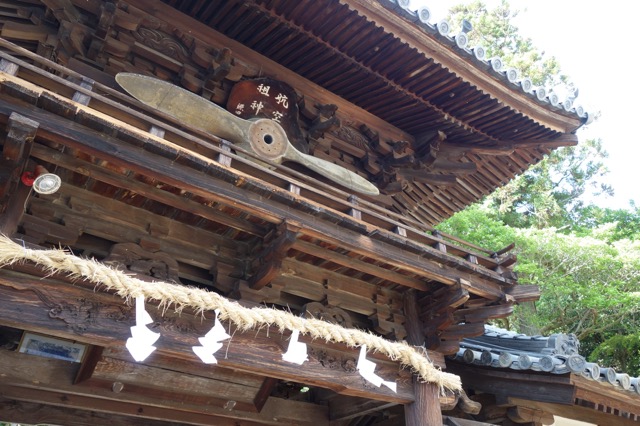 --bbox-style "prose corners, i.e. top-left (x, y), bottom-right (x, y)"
top-left (0, 235), bottom-right (461, 392)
